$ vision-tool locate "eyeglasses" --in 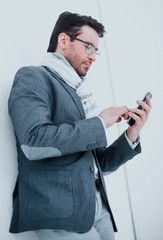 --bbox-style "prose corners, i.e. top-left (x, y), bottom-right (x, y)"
top-left (67, 34), bottom-right (100, 55)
